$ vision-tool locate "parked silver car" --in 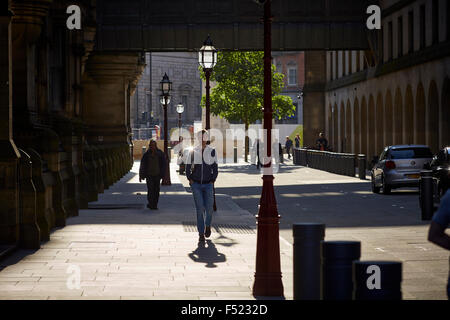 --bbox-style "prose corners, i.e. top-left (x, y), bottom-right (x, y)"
top-left (371, 145), bottom-right (433, 194)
